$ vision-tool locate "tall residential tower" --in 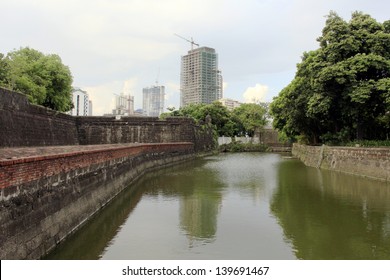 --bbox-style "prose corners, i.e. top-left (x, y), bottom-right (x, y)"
top-left (180, 47), bottom-right (222, 107)
top-left (70, 88), bottom-right (92, 116)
